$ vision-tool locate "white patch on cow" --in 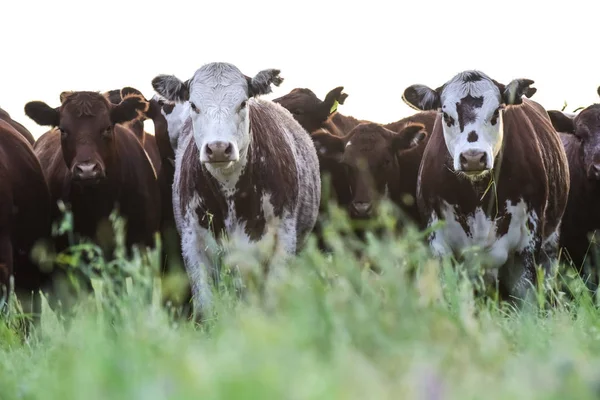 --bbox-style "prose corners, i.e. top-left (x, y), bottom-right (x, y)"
top-left (178, 193), bottom-right (216, 316)
top-left (346, 141), bottom-right (352, 148)
top-left (439, 72), bottom-right (504, 173)
top-left (428, 198), bottom-right (537, 281)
